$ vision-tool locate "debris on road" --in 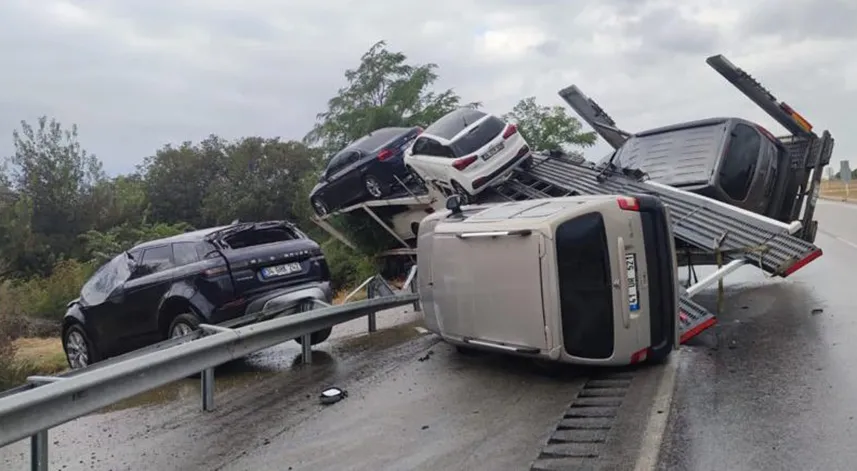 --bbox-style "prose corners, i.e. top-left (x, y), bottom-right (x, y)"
top-left (319, 387), bottom-right (347, 405)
